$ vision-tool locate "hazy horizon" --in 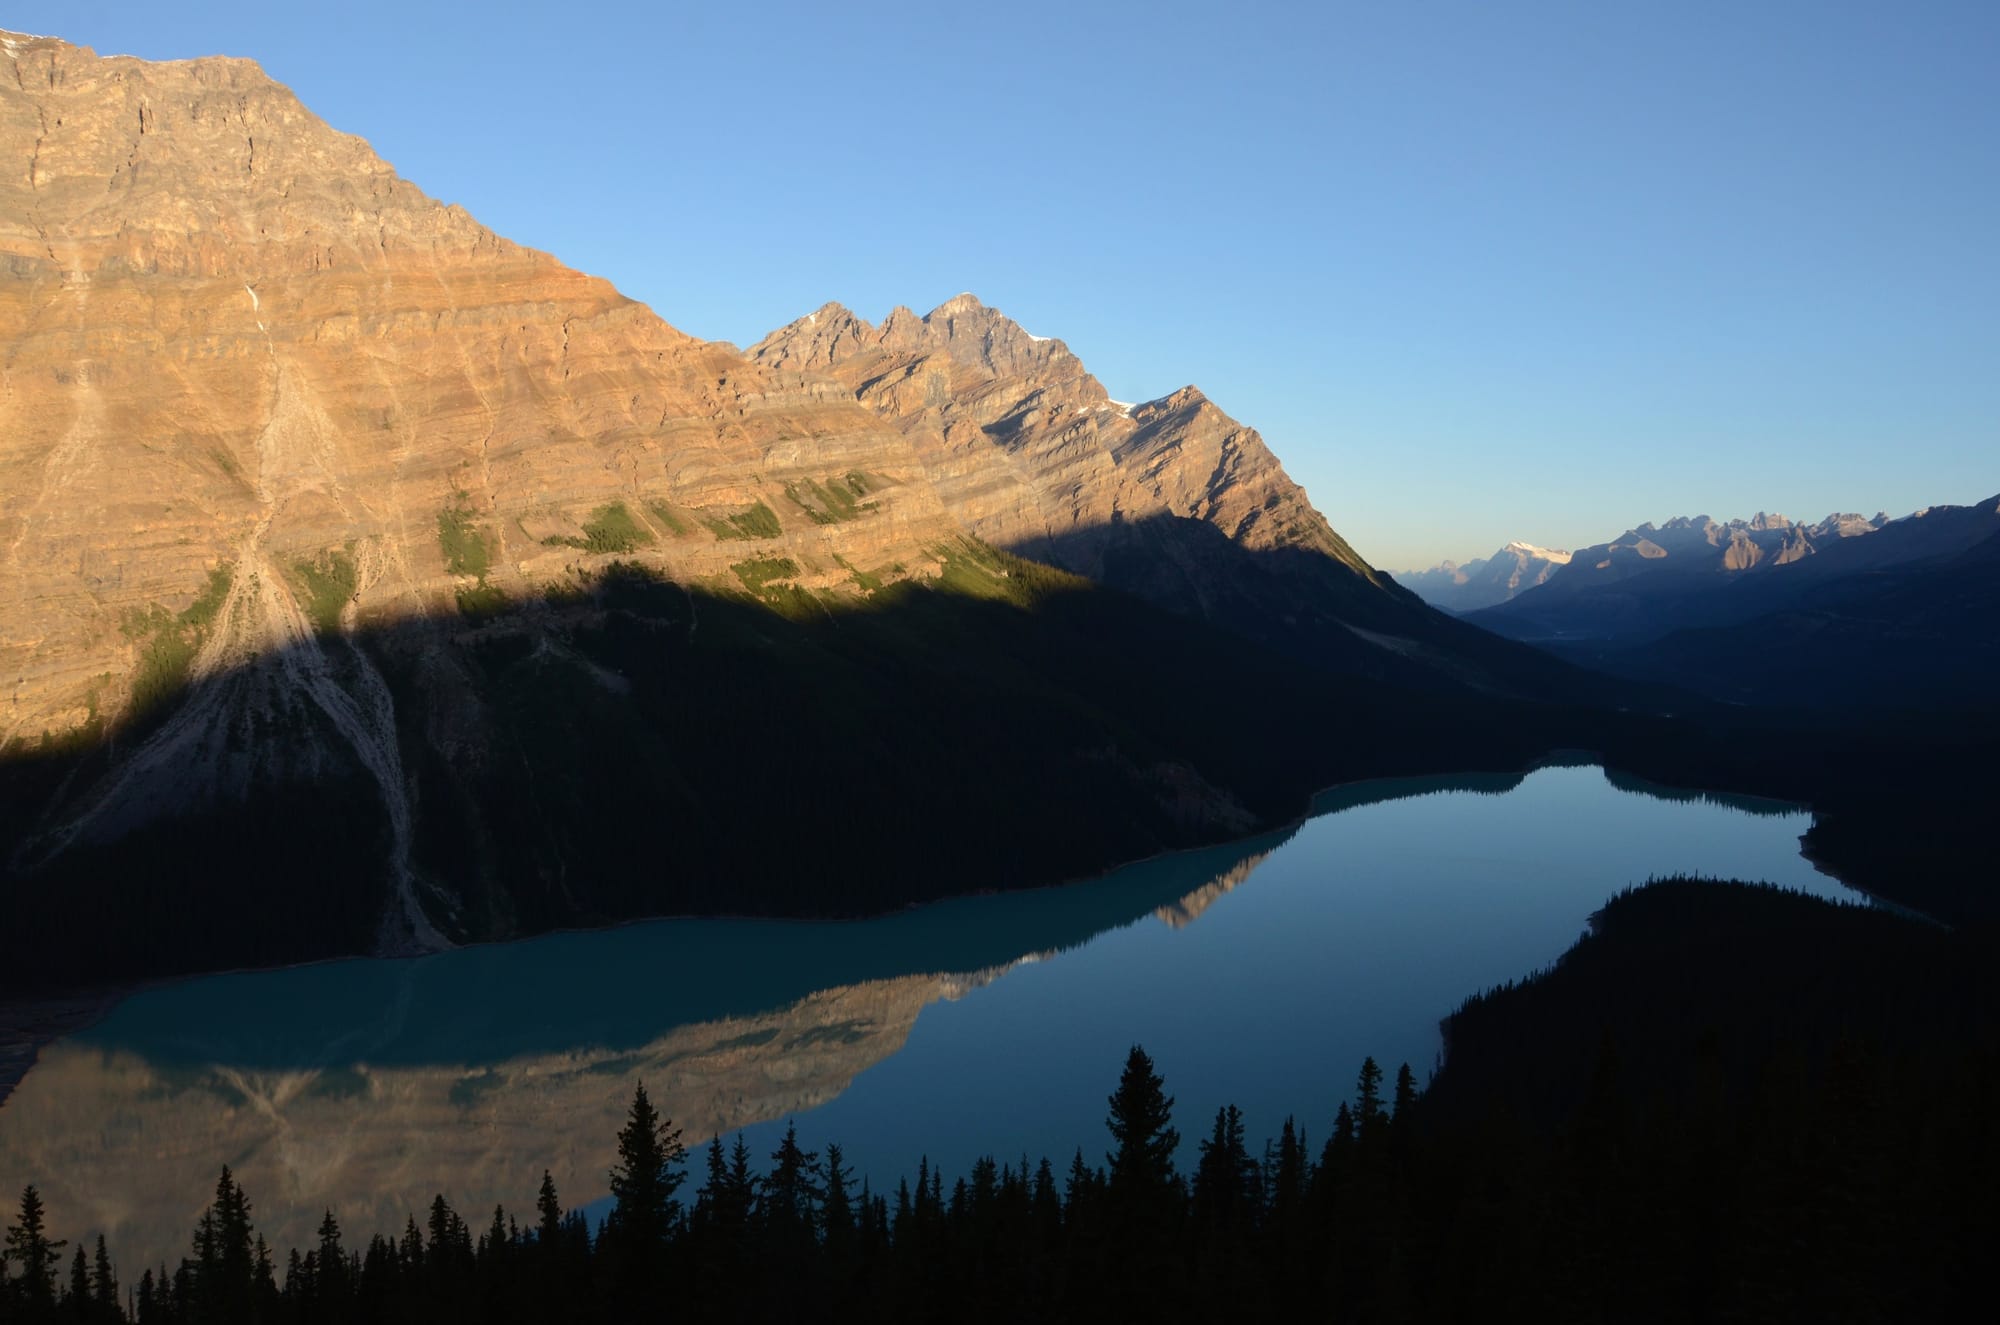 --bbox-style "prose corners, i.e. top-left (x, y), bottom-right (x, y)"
top-left (17, 0), bottom-right (1995, 570)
